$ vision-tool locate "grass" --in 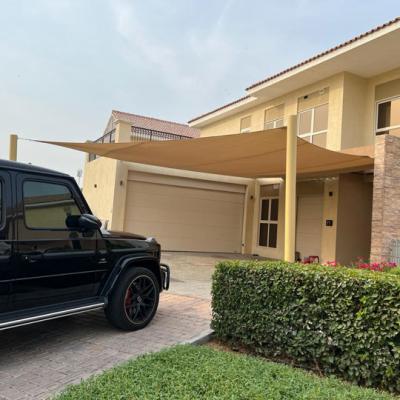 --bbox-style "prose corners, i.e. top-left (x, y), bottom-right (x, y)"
top-left (54, 345), bottom-right (398, 400)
